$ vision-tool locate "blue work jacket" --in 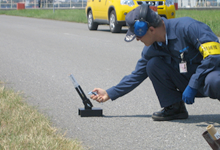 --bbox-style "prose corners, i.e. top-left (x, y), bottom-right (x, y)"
top-left (107, 17), bottom-right (220, 100)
